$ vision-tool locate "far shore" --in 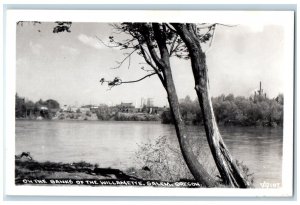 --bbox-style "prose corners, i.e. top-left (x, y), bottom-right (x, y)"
top-left (15, 111), bottom-right (161, 122)
top-left (15, 117), bottom-right (283, 128)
